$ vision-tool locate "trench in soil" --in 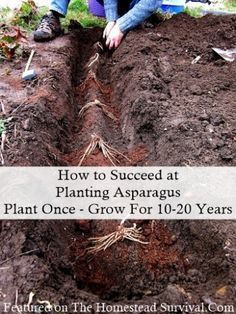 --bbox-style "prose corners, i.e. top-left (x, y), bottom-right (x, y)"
top-left (59, 28), bottom-right (148, 167)
top-left (1, 14), bottom-right (236, 308)
top-left (27, 26), bottom-right (235, 302)
top-left (52, 28), bottom-right (186, 299)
